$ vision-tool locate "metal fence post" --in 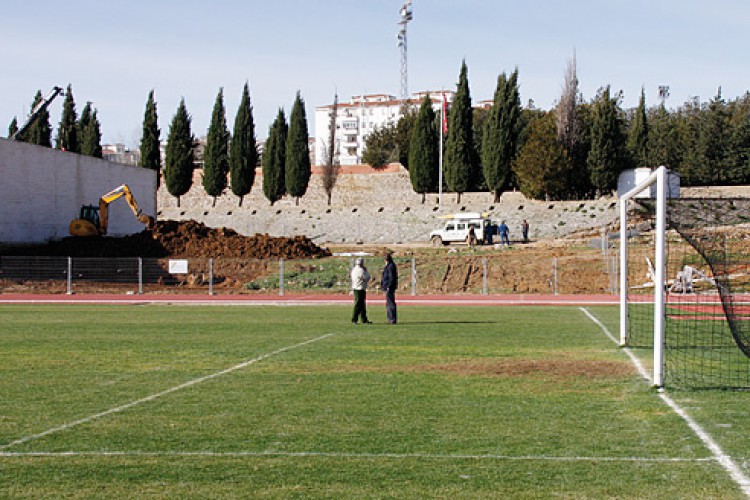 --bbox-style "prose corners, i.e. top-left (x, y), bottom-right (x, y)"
top-left (138, 257), bottom-right (143, 295)
top-left (482, 257), bottom-right (488, 295)
top-left (279, 258), bottom-right (285, 296)
top-left (209, 258), bottom-right (214, 295)
top-left (553, 257), bottom-right (559, 295)
top-left (66, 257), bottom-right (73, 295)
top-left (411, 257), bottom-right (416, 296)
